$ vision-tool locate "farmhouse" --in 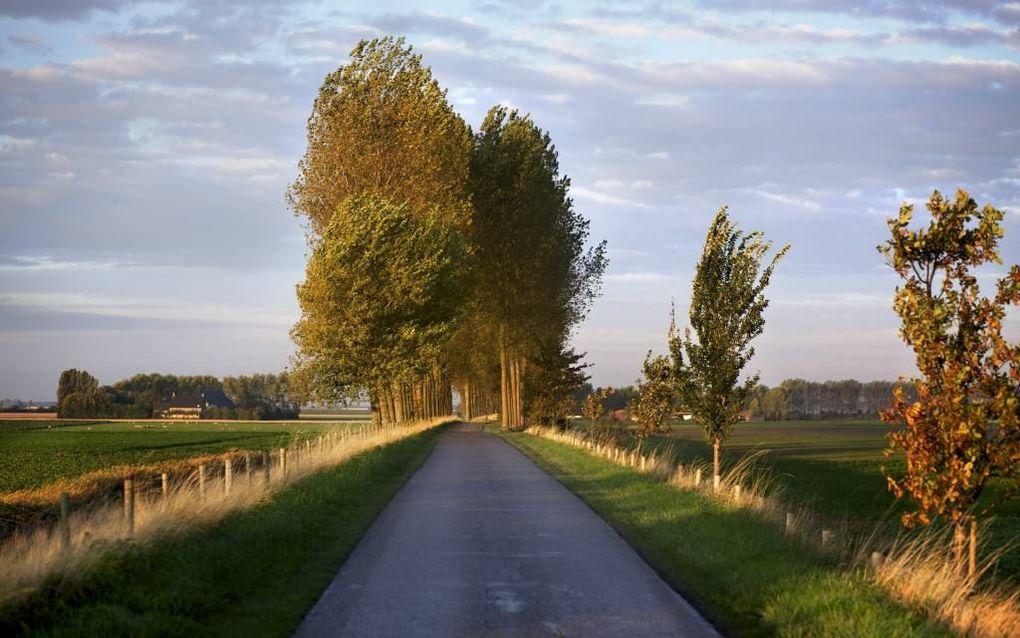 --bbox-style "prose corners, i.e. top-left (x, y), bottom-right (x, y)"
top-left (161, 388), bottom-right (236, 420)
